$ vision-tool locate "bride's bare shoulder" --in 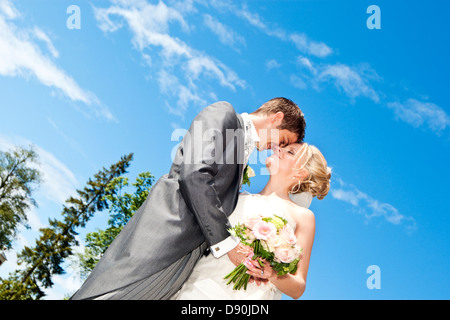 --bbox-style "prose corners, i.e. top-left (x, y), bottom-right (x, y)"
top-left (288, 202), bottom-right (315, 227)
